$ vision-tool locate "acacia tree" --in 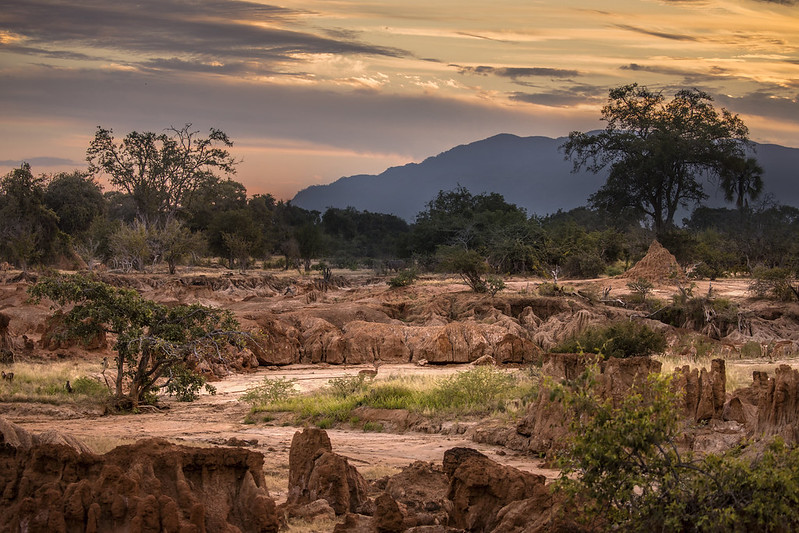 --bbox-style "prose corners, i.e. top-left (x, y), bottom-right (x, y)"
top-left (86, 124), bottom-right (237, 228)
top-left (563, 84), bottom-right (753, 236)
top-left (29, 274), bottom-right (243, 410)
